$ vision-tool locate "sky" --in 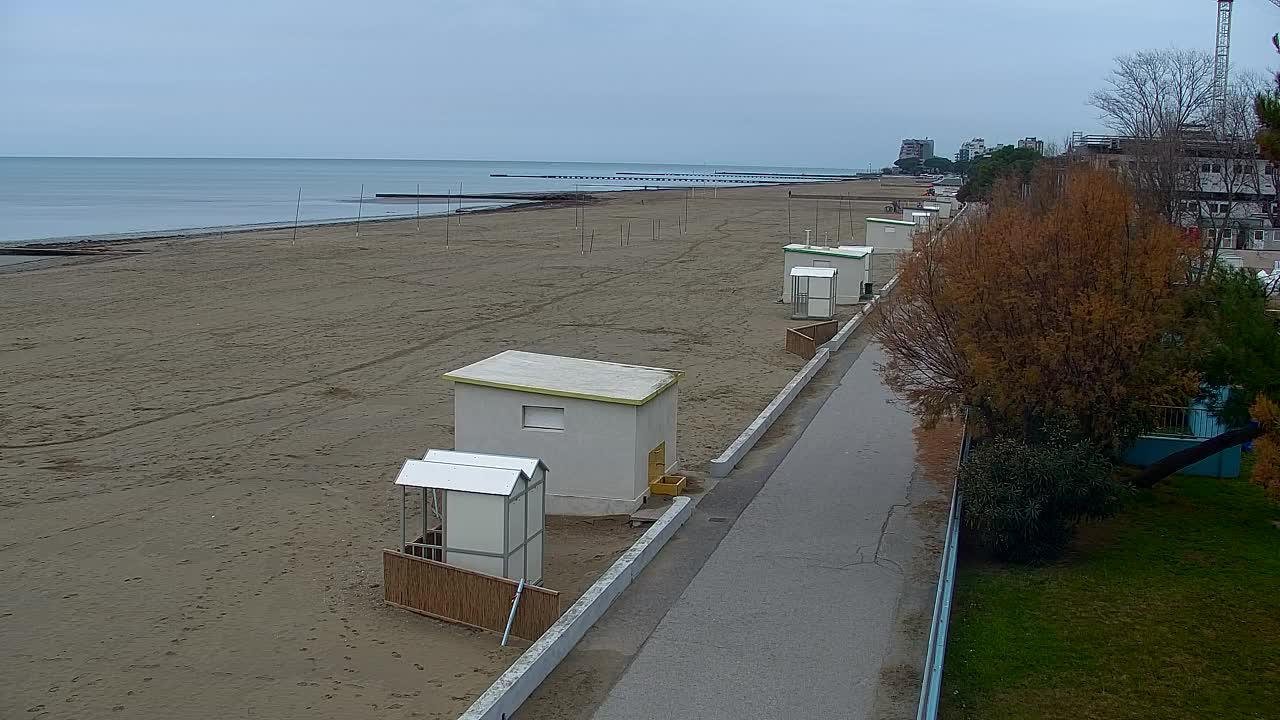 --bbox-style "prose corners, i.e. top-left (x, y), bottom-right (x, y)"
top-left (2, 0), bottom-right (1278, 168)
